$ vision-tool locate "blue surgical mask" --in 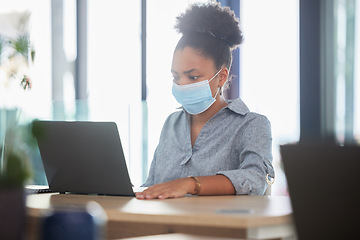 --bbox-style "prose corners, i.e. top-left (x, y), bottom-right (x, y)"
top-left (172, 69), bottom-right (222, 115)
